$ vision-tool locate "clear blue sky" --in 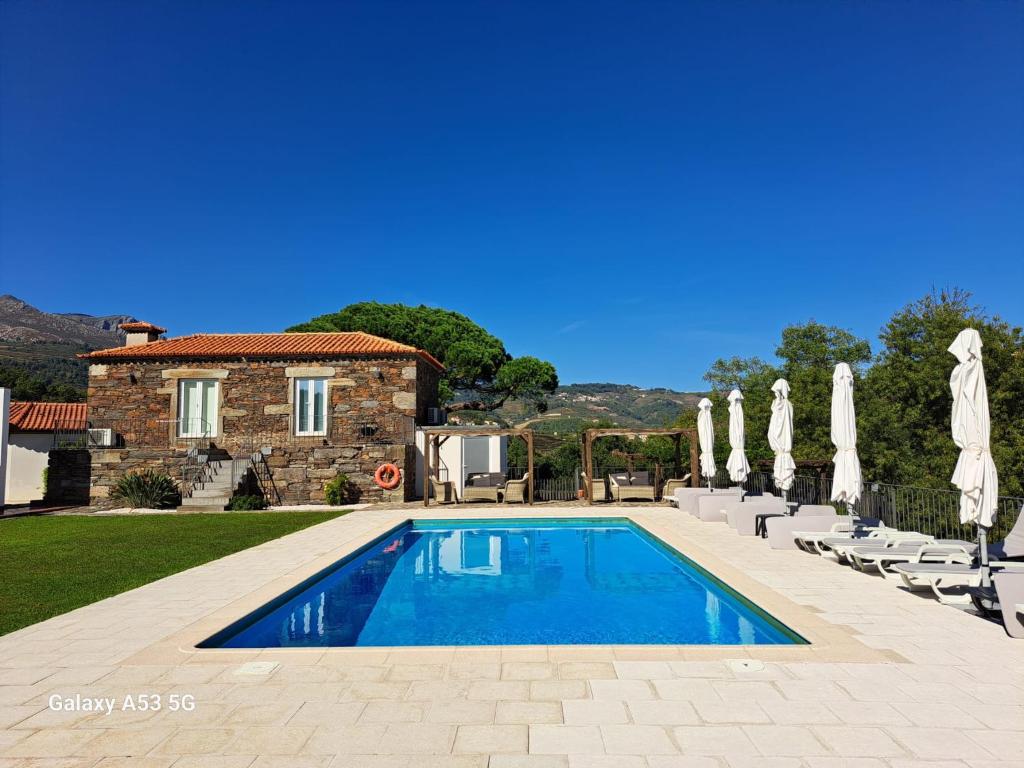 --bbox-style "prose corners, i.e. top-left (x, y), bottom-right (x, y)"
top-left (1, 1), bottom-right (1021, 390)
